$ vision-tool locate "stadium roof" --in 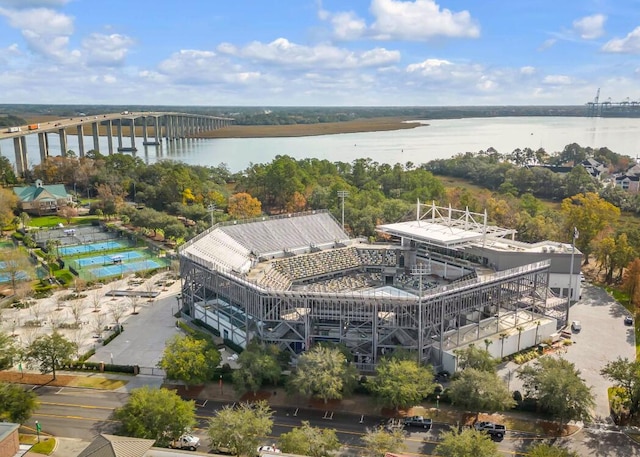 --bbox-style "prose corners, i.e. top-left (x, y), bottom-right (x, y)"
top-left (377, 202), bottom-right (516, 248)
